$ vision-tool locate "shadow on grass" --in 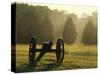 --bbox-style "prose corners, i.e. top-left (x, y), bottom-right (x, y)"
top-left (16, 60), bottom-right (60, 73)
